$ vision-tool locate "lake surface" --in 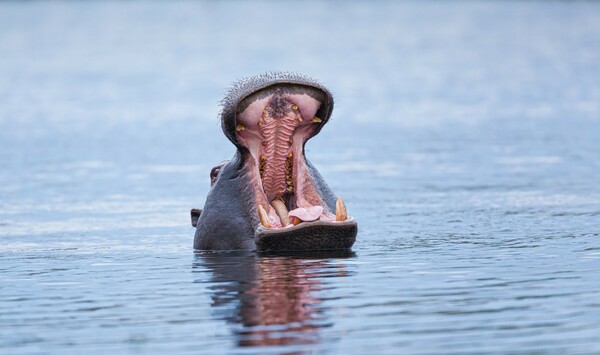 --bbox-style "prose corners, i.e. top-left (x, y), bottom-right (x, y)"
top-left (1, 1), bottom-right (600, 353)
